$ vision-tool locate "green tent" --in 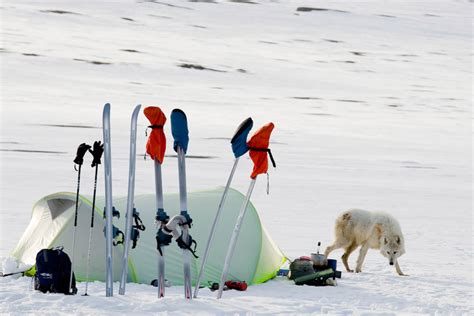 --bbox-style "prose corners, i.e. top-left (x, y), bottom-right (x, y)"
top-left (11, 188), bottom-right (285, 285)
